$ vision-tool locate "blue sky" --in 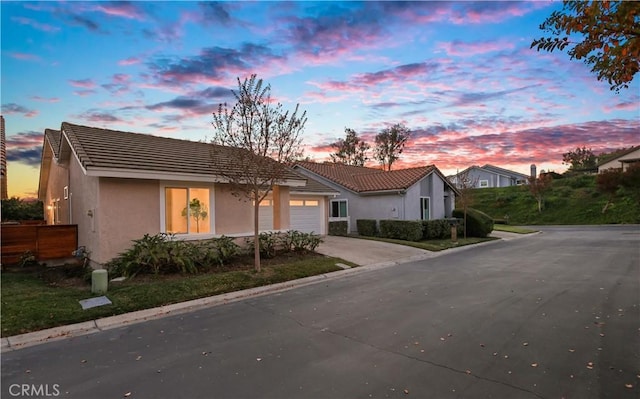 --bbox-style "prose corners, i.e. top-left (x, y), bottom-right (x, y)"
top-left (2, 1), bottom-right (638, 198)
